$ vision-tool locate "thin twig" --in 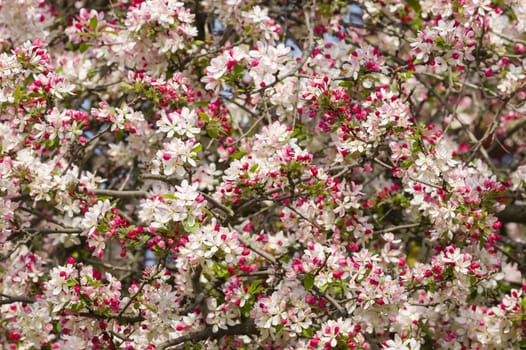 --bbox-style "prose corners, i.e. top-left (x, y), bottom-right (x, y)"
top-left (92, 189), bottom-right (148, 198)
top-left (200, 192), bottom-right (234, 217)
top-left (373, 223), bottom-right (421, 234)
